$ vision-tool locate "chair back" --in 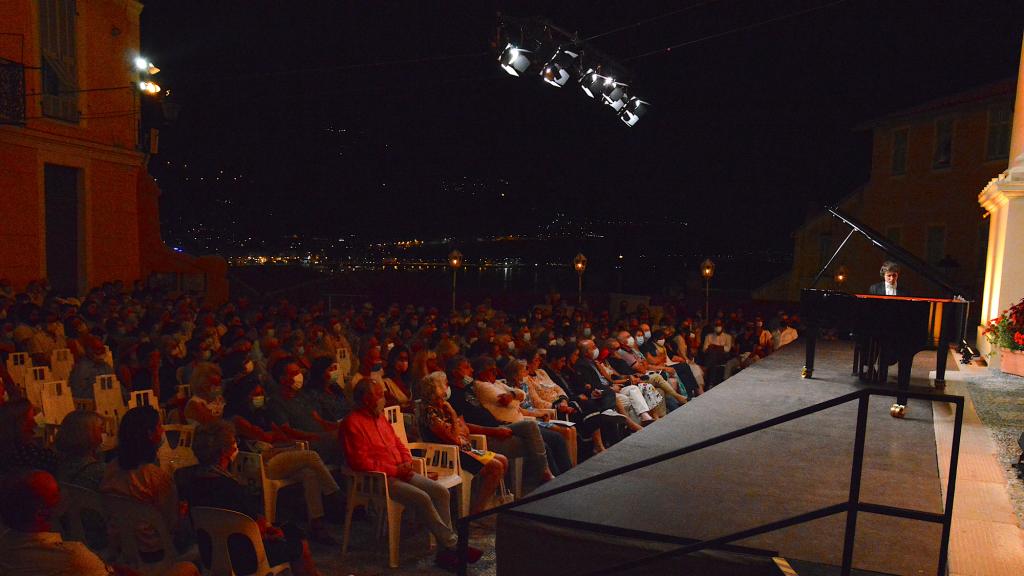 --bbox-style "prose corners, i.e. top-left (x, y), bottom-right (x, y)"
top-left (191, 506), bottom-right (285, 576)
top-left (58, 482), bottom-right (105, 544)
top-left (129, 389), bottom-right (157, 410)
top-left (231, 451), bottom-right (268, 494)
top-left (159, 424), bottom-right (198, 472)
top-left (103, 345), bottom-right (114, 368)
top-left (51, 348), bottom-right (74, 381)
top-left (41, 380), bottom-right (75, 425)
top-left (94, 374), bottom-right (126, 425)
top-left (384, 405), bottom-right (407, 444)
top-left (25, 365), bottom-right (52, 407)
top-left (102, 493), bottom-right (177, 570)
top-left (5, 351), bottom-right (30, 388)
